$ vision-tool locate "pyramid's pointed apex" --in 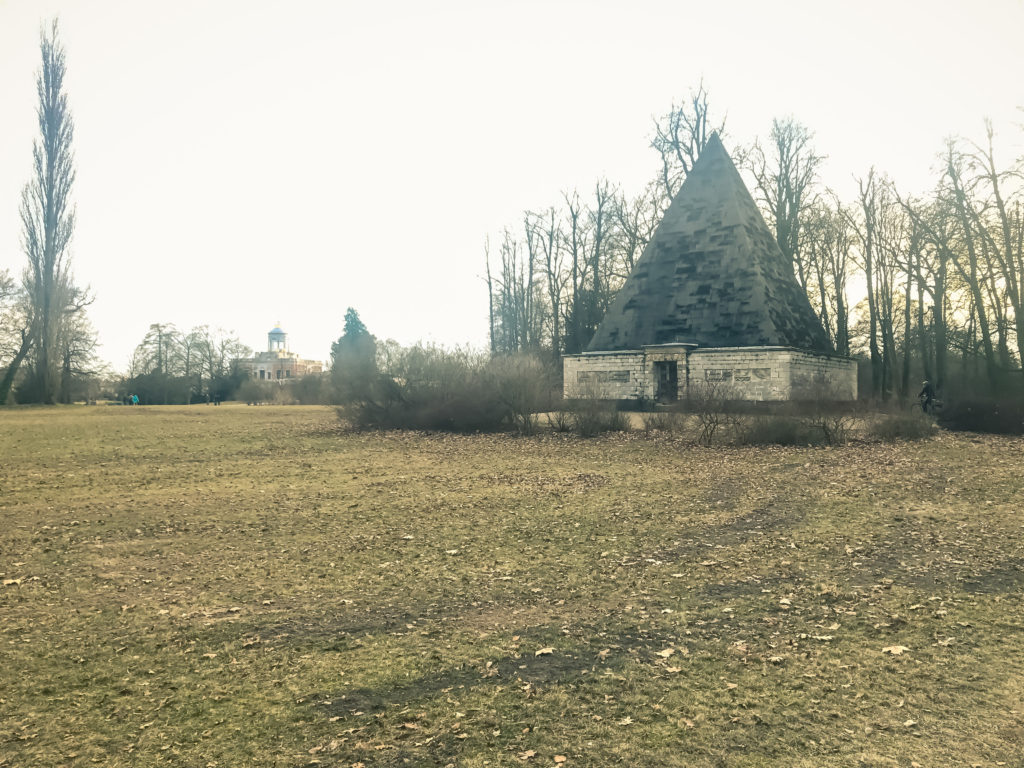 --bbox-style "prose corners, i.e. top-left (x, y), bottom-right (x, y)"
top-left (692, 132), bottom-right (731, 170)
